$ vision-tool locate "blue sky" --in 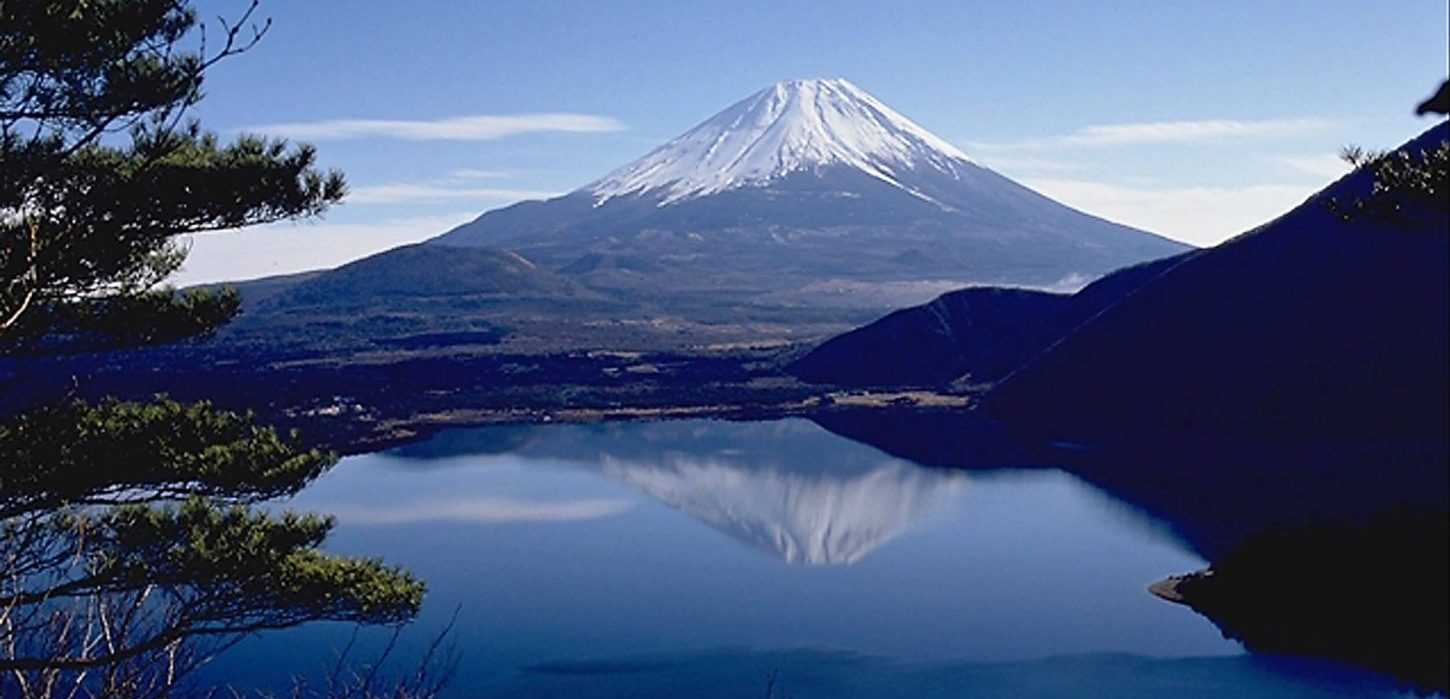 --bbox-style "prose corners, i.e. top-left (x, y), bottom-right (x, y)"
top-left (178, 1), bottom-right (1449, 284)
